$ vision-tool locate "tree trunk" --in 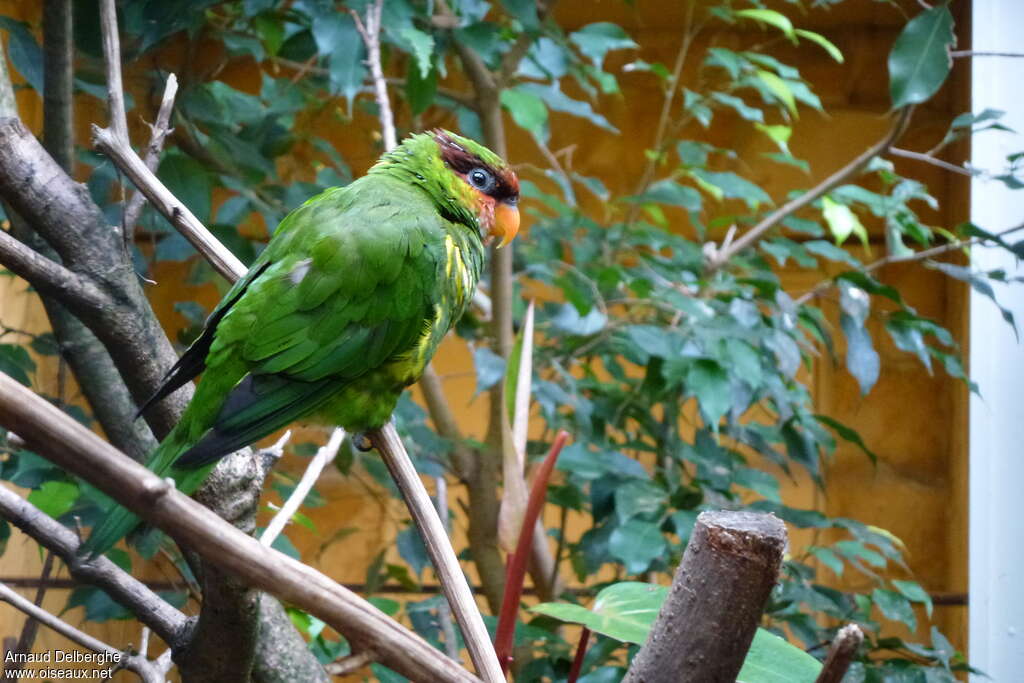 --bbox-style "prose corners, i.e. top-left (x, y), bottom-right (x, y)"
top-left (624, 510), bottom-right (787, 683)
